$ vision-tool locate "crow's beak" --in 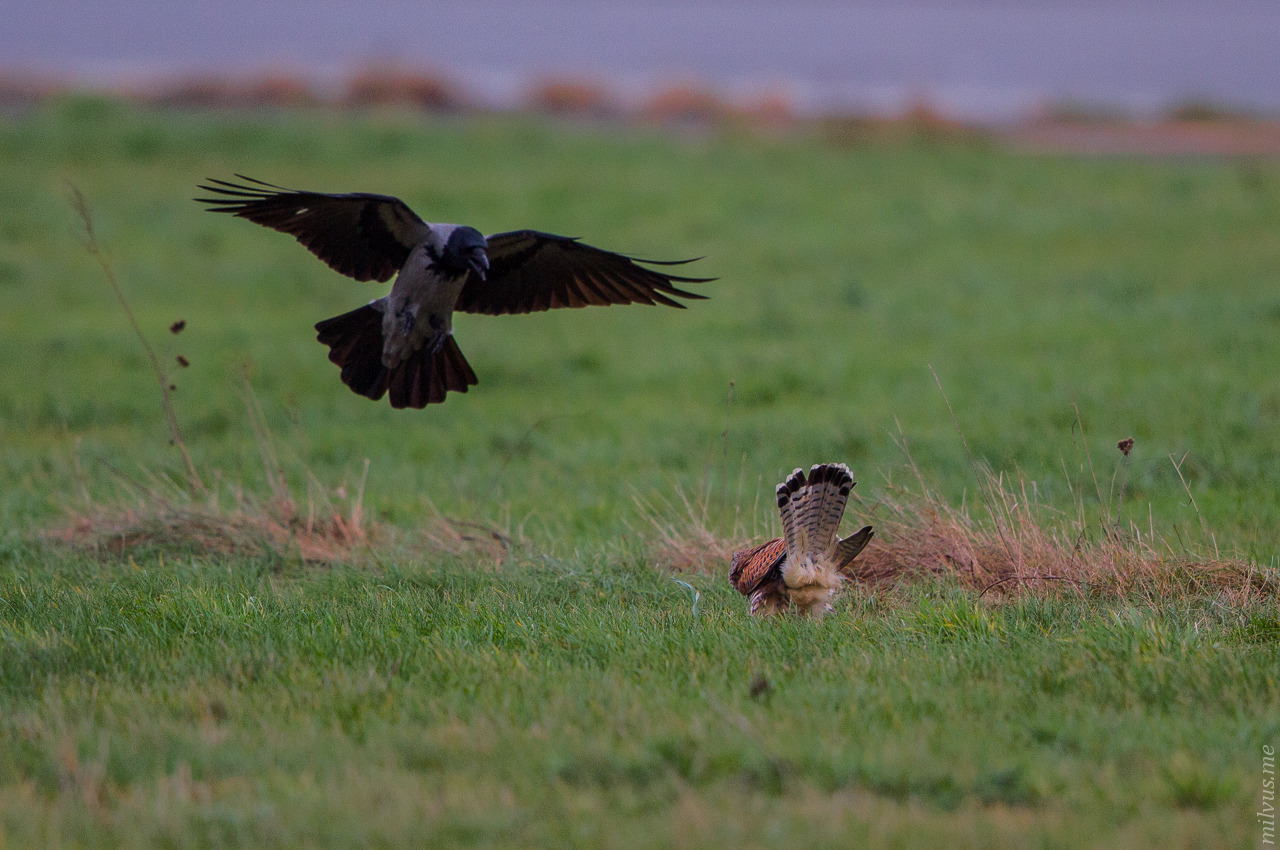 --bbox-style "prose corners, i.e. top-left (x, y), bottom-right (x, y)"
top-left (468, 250), bottom-right (489, 281)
